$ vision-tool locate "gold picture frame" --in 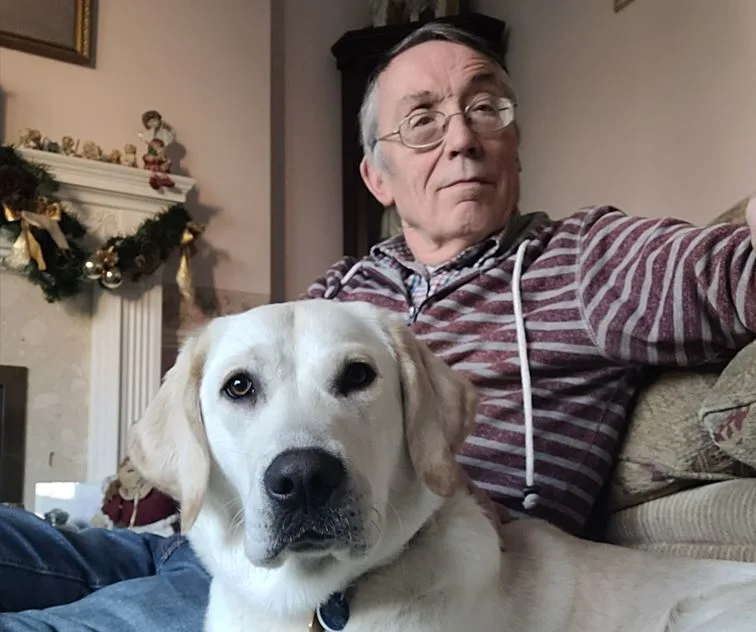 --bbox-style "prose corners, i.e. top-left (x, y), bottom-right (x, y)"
top-left (0, 0), bottom-right (93, 67)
